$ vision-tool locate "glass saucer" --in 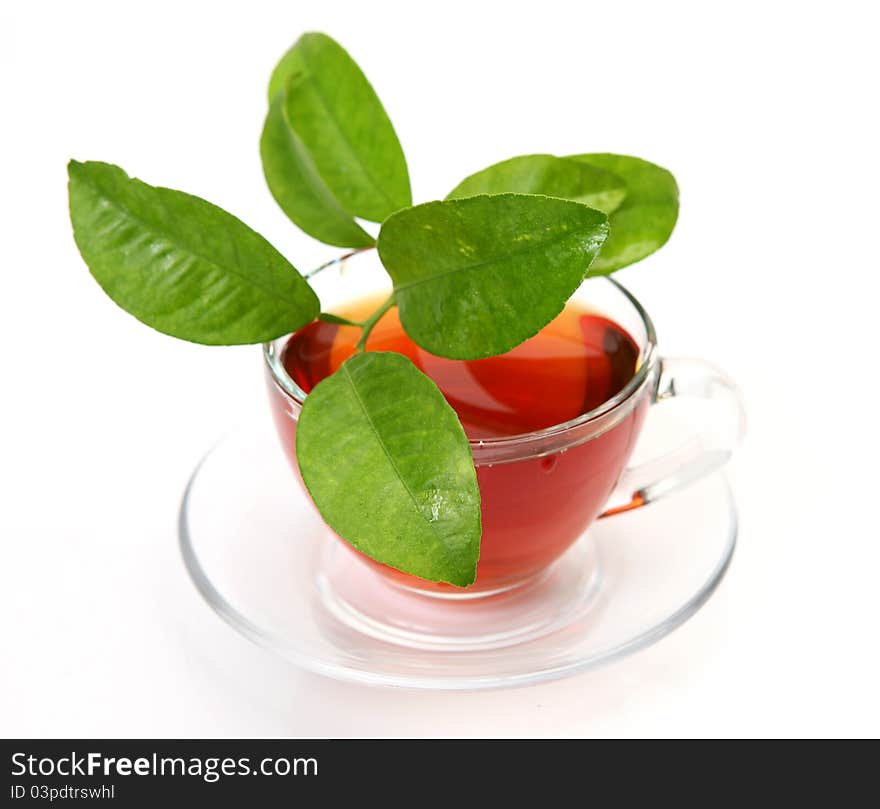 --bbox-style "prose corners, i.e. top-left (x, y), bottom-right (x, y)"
top-left (179, 425), bottom-right (737, 691)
